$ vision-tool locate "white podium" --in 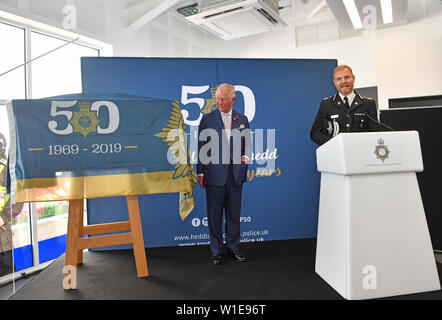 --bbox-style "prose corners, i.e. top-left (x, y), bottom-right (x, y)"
top-left (315, 131), bottom-right (440, 300)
